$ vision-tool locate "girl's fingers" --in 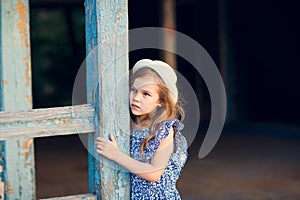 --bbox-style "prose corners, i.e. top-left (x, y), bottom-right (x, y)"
top-left (95, 137), bottom-right (108, 147)
top-left (110, 134), bottom-right (116, 142)
top-left (95, 142), bottom-right (105, 148)
top-left (96, 137), bottom-right (106, 142)
top-left (96, 149), bottom-right (104, 155)
top-left (95, 140), bottom-right (107, 151)
top-left (95, 139), bottom-right (106, 144)
top-left (95, 145), bottom-right (102, 152)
